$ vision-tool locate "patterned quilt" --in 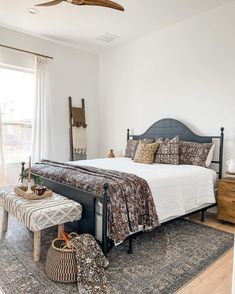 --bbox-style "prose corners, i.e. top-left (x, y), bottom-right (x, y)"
top-left (32, 160), bottom-right (159, 244)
